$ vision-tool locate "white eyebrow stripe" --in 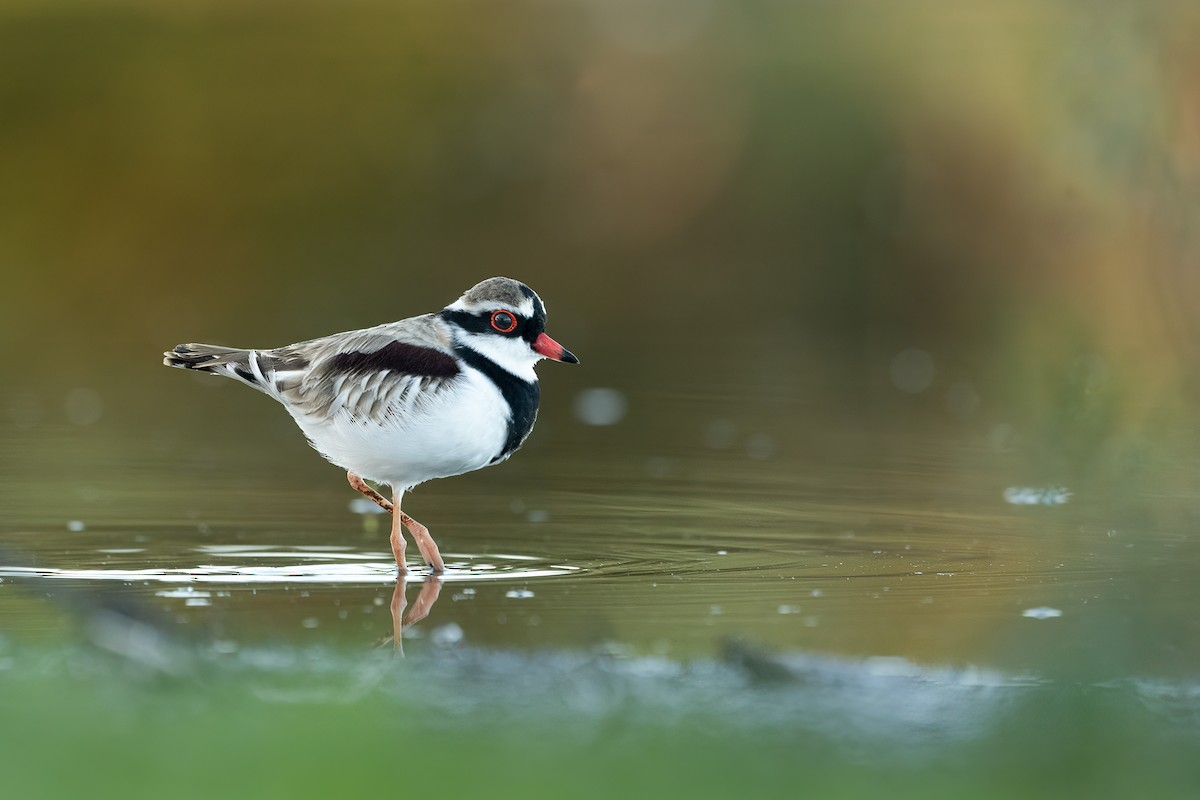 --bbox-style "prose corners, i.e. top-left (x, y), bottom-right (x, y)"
top-left (446, 298), bottom-right (535, 318)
